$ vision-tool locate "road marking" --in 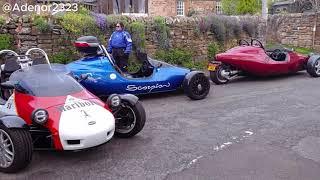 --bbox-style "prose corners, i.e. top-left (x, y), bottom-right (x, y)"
top-left (187, 156), bottom-right (203, 167)
top-left (181, 130), bottom-right (255, 172)
top-left (245, 131), bottom-right (254, 136)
